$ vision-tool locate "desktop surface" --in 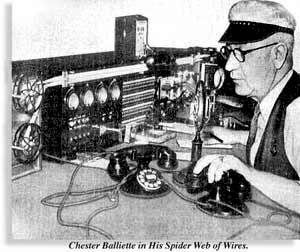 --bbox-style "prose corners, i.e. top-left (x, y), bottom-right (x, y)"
top-left (11, 139), bottom-right (300, 240)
